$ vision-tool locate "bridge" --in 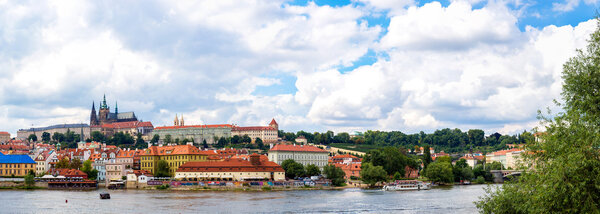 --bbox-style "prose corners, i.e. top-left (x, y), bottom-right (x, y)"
top-left (490, 170), bottom-right (522, 183)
